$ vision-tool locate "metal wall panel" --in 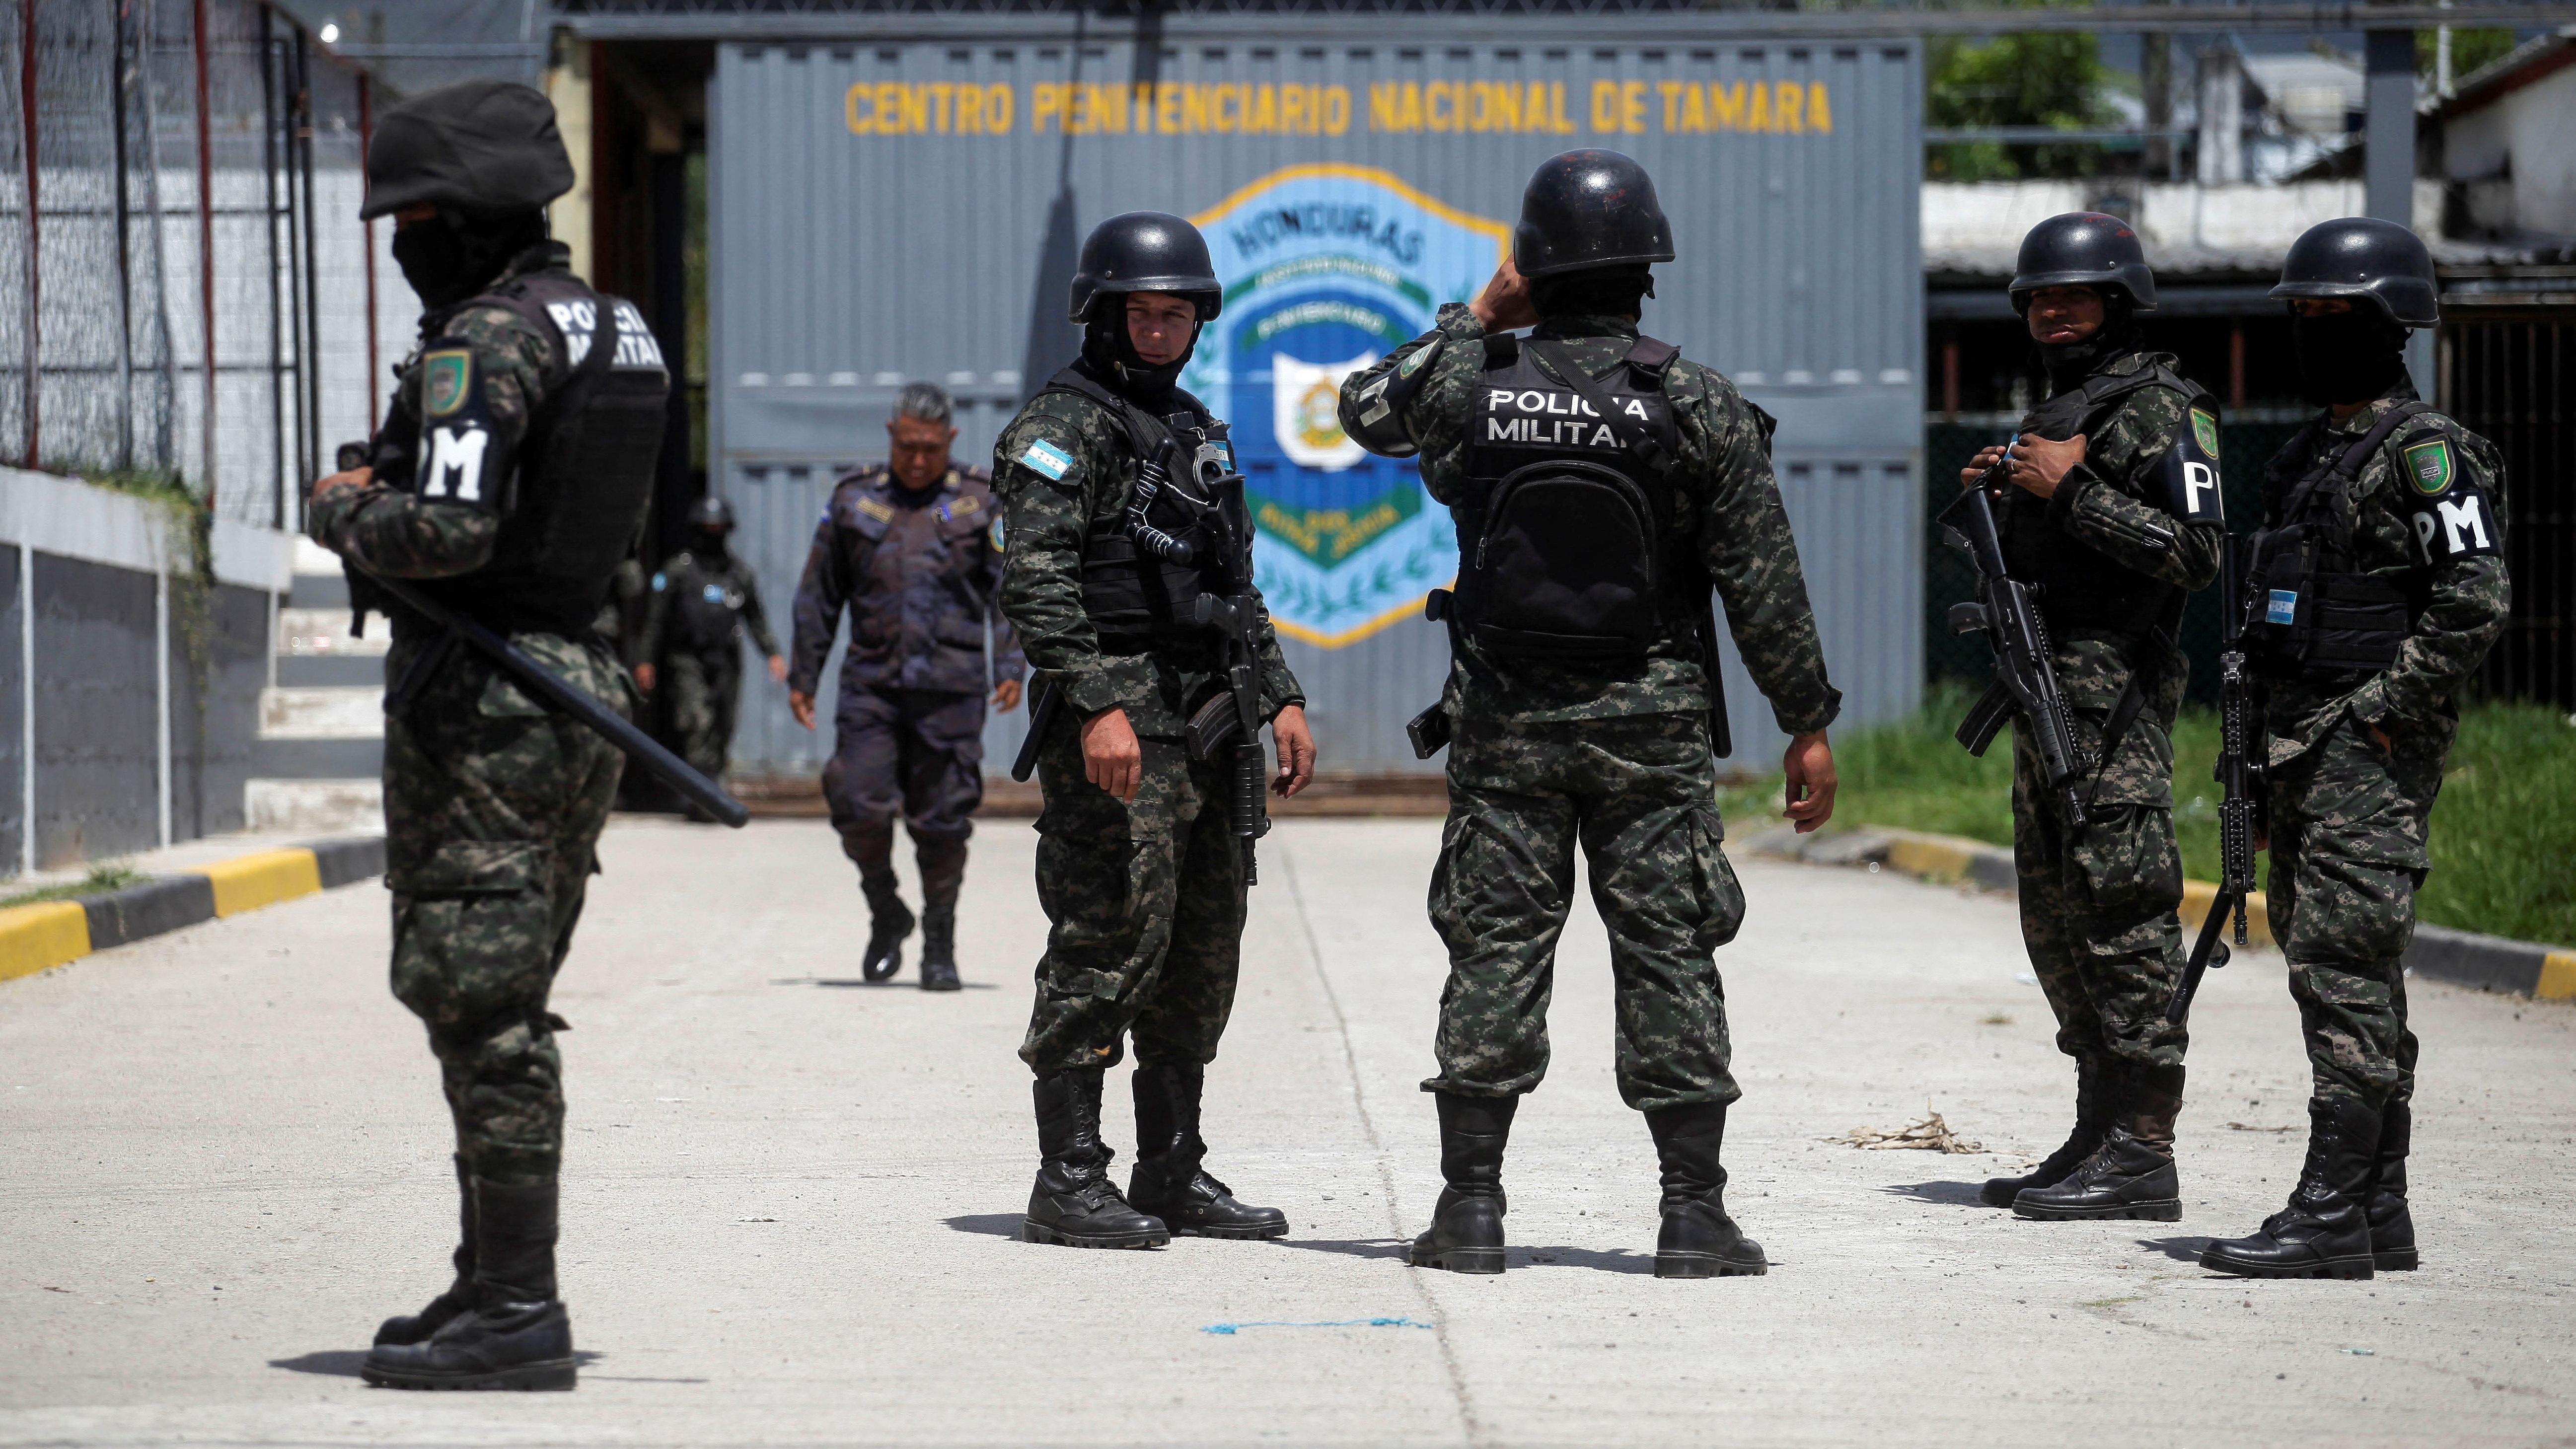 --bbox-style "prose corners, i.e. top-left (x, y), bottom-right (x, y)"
top-left (711, 32), bottom-right (1921, 776)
